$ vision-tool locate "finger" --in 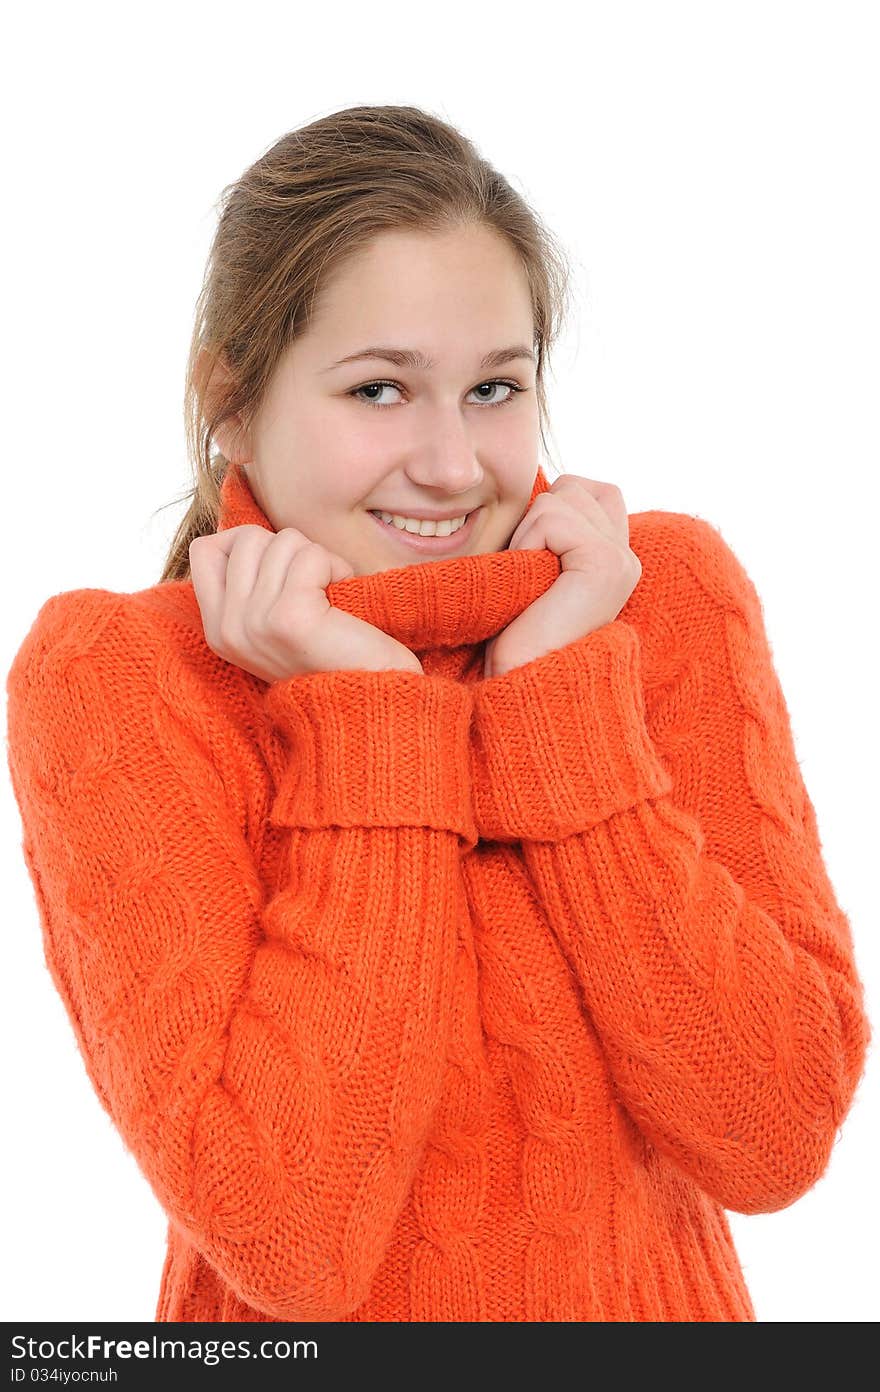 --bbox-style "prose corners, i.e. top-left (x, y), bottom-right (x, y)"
top-left (253, 529), bottom-right (357, 614)
top-left (510, 485), bottom-right (568, 549)
top-left (551, 476), bottom-right (629, 543)
top-left (202, 524), bottom-right (267, 557)
top-left (539, 511), bottom-right (610, 565)
top-left (506, 509), bottom-right (542, 551)
top-left (222, 528), bottom-right (276, 635)
top-left (508, 489), bottom-right (602, 552)
top-left (189, 533), bottom-right (237, 647)
top-left (317, 548), bottom-right (357, 585)
top-left (250, 528), bottom-right (319, 613)
top-left (269, 547), bottom-right (401, 671)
